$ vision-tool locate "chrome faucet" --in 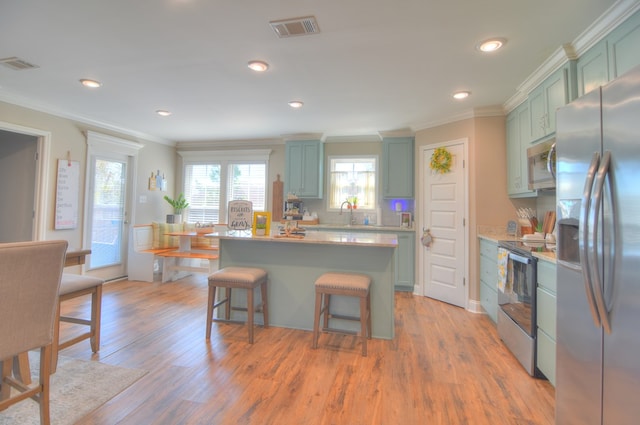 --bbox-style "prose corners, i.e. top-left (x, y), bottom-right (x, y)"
top-left (340, 200), bottom-right (355, 225)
